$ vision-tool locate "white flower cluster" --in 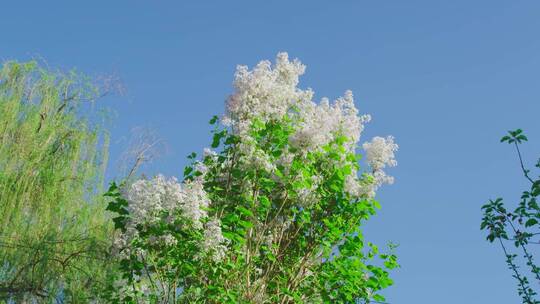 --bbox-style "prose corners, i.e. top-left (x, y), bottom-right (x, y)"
top-left (225, 52), bottom-right (370, 153)
top-left (180, 178), bottom-right (210, 229)
top-left (238, 137), bottom-right (277, 172)
top-left (115, 174), bottom-right (228, 261)
top-left (224, 52), bottom-right (312, 133)
top-left (203, 147), bottom-right (218, 159)
top-left (363, 136), bottom-right (398, 171)
top-left (223, 52), bottom-right (398, 199)
top-left (291, 91), bottom-right (371, 152)
top-left (362, 136), bottom-right (399, 192)
top-left (123, 174), bottom-right (208, 229)
top-left (202, 218), bottom-right (229, 262)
